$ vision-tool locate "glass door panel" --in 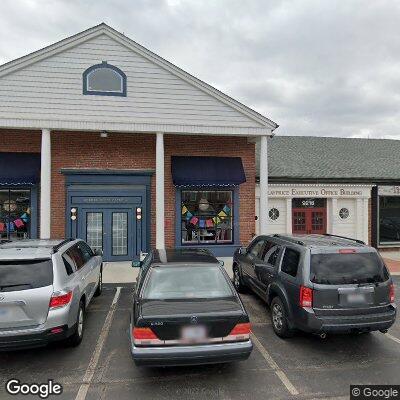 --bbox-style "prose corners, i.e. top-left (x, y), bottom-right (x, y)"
top-left (293, 211), bottom-right (307, 234)
top-left (86, 212), bottom-right (103, 253)
top-left (311, 211), bottom-right (325, 233)
top-left (112, 212), bottom-right (128, 256)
